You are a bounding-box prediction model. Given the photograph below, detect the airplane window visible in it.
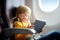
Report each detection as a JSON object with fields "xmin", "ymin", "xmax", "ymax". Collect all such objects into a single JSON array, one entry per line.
[{"xmin": 38, "ymin": 0, "xmax": 59, "ymax": 12}]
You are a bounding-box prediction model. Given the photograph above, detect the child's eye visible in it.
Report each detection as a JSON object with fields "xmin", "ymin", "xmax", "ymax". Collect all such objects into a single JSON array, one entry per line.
[{"xmin": 25, "ymin": 14, "xmax": 29, "ymax": 16}]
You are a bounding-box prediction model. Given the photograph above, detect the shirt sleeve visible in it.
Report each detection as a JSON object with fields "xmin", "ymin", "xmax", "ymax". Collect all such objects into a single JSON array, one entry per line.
[{"xmin": 14, "ymin": 21, "xmax": 22, "ymax": 28}]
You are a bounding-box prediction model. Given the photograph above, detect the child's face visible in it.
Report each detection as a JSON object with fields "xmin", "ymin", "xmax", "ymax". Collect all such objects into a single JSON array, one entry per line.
[{"xmin": 18, "ymin": 12, "xmax": 31, "ymax": 21}]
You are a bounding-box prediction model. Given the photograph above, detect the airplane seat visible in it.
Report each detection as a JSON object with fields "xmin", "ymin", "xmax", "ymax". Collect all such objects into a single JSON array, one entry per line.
[
  {"xmin": 0, "ymin": 7, "xmax": 17, "ymax": 40},
  {"xmin": 0, "ymin": 16, "xmax": 6, "ymax": 40},
  {"xmin": 0, "ymin": 16, "xmax": 3, "ymax": 33},
  {"xmin": 9, "ymin": 7, "xmax": 17, "ymax": 19},
  {"xmin": 9, "ymin": 7, "xmax": 17, "ymax": 28}
]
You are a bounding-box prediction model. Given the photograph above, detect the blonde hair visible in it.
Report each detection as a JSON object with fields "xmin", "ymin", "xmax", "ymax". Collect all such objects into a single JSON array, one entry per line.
[{"xmin": 16, "ymin": 5, "xmax": 31, "ymax": 14}]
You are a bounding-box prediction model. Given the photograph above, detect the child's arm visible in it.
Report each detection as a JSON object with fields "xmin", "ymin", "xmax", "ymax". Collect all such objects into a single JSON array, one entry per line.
[
  {"xmin": 14, "ymin": 21, "xmax": 22, "ymax": 28},
  {"xmin": 27, "ymin": 23, "xmax": 35, "ymax": 29}
]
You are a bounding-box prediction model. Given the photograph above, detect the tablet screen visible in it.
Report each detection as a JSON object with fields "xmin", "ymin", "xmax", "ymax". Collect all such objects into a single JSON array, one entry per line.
[{"xmin": 34, "ymin": 20, "xmax": 46, "ymax": 33}]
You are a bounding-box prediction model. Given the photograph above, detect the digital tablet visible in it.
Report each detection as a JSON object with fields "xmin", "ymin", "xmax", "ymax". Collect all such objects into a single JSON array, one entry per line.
[{"xmin": 34, "ymin": 20, "xmax": 46, "ymax": 33}]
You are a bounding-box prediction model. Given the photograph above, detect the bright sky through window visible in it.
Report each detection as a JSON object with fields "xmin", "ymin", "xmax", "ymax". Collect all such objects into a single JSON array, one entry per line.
[{"xmin": 38, "ymin": 0, "xmax": 59, "ymax": 12}]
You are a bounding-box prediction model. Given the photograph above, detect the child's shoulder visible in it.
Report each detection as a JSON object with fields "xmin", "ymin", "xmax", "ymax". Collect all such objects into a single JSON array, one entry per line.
[
  {"xmin": 14, "ymin": 21, "xmax": 21, "ymax": 24},
  {"xmin": 14, "ymin": 21, "xmax": 22, "ymax": 27}
]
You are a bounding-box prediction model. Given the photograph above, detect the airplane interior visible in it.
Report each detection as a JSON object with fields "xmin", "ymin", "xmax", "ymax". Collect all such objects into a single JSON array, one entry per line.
[{"xmin": 0, "ymin": 0, "xmax": 60, "ymax": 40}]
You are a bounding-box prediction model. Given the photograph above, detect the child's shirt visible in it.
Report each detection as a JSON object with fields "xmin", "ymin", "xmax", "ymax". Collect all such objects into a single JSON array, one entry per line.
[{"xmin": 13, "ymin": 17, "xmax": 32, "ymax": 40}]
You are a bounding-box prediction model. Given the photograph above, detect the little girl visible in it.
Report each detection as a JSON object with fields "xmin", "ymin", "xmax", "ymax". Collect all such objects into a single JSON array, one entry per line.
[{"xmin": 12, "ymin": 5, "xmax": 34, "ymax": 40}]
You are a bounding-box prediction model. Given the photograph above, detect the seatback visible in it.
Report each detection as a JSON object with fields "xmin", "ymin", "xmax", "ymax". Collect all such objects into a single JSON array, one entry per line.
[
  {"xmin": 9, "ymin": 7, "xmax": 17, "ymax": 28},
  {"xmin": 9, "ymin": 7, "xmax": 17, "ymax": 19}
]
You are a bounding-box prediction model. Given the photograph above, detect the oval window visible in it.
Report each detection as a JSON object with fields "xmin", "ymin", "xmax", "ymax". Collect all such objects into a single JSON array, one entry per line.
[{"xmin": 38, "ymin": 0, "xmax": 59, "ymax": 12}]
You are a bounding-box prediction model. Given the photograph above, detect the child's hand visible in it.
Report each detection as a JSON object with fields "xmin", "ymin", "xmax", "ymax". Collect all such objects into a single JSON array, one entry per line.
[{"xmin": 28, "ymin": 24, "xmax": 35, "ymax": 29}]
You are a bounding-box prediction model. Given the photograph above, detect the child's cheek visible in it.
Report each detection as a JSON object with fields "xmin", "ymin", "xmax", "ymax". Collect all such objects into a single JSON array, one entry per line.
[{"xmin": 25, "ymin": 16, "xmax": 29, "ymax": 19}]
